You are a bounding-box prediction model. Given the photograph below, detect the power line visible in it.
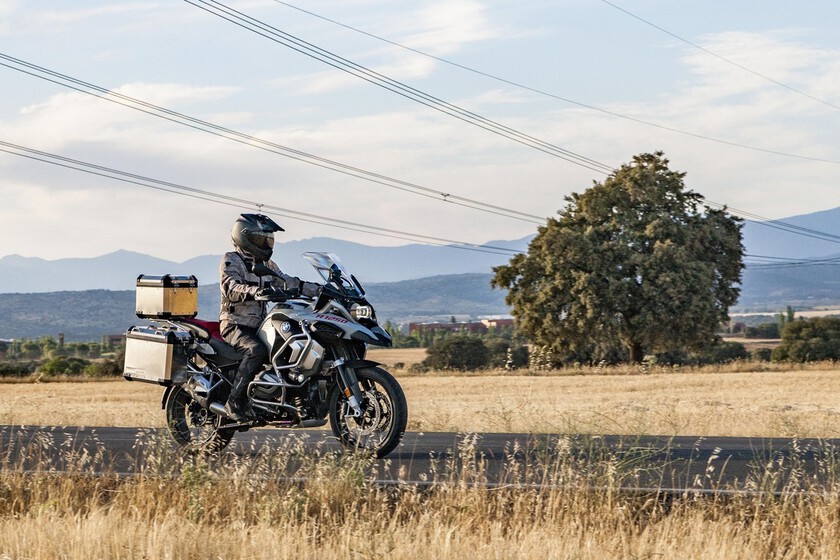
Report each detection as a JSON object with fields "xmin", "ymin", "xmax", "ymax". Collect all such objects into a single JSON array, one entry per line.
[
  {"xmin": 600, "ymin": 0, "xmax": 840, "ymax": 113},
  {"xmin": 185, "ymin": 0, "xmax": 617, "ymax": 175},
  {"xmin": 272, "ymin": 0, "xmax": 840, "ymax": 166},
  {"xmin": 7, "ymin": 47, "xmax": 839, "ymax": 259},
  {"xmin": 704, "ymin": 199, "xmax": 840, "ymax": 245},
  {"xmin": 7, "ymin": 139, "xmax": 840, "ymax": 271},
  {"xmin": 0, "ymin": 140, "xmax": 524, "ymax": 257},
  {"xmin": 745, "ymin": 254, "xmax": 840, "ymax": 270},
  {"xmin": 0, "ymin": 52, "xmax": 546, "ymax": 226}
]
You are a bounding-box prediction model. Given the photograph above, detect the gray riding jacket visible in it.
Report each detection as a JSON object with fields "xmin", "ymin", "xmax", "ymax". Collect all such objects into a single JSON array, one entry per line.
[{"xmin": 219, "ymin": 249, "xmax": 320, "ymax": 329}]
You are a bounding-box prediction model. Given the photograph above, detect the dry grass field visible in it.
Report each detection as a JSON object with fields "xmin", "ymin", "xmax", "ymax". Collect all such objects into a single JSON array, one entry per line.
[
  {"xmin": 1, "ymin": 423, "xmax": 840, "ymax": 559},
  {"xmin": 3, "ymin": 358, "xmax": 840, "ymax": 559},
  {"xmin": 3, "ymin": 358, "xmax": 840, "ymax": 438}
]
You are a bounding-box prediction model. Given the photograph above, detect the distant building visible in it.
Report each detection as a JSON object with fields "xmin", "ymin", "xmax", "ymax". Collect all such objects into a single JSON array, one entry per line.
[
  {"xmin": 480, "ymin": 318, "xmax": 515, "ymax": 332},
  {"xmin": 104, "ymin": 334, "xmax": 125, "ymax": 348},
  {"xmin": 407, "ymin": 317, "xmax": 515, "ymax": 337},
  {"xmin": 408, "ymin": 321, "xmax": 488, "ymax": 337}
]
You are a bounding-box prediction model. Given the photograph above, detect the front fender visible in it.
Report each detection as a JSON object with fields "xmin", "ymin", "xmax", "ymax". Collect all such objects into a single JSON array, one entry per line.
[
  {"xmin": 346, "ymin": 359, "xmax": 381, "ymax": 370},
  {"xmin": 161, "ymin": 386, "xmax": 174, "ymax": 410}
]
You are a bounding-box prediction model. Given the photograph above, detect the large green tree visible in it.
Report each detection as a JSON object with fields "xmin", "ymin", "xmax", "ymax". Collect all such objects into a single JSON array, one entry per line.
[{"xmin": 492, "ymin": 152, "xmax": 744, "ymax": 363}]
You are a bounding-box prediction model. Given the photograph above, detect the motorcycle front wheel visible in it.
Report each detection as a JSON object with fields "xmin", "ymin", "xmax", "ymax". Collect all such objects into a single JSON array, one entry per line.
[
  {"xmin": 328, "ymin": 366, "xmax": 407, "ymax": 458},
  {"xmin": 164, "ymin": 386, "xmax": 234, "ymax": 454}
]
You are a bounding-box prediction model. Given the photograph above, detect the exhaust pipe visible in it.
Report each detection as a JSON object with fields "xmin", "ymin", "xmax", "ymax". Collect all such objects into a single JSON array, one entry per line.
[{"xmin": 209, "ymin": 401, "xmax": 228, "ymax": 417}]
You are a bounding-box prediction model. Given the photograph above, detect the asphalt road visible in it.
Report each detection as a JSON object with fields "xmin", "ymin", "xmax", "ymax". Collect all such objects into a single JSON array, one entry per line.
[{"xmin": 2, "ymin": 425, "xmax": 838, "ymax": 494}]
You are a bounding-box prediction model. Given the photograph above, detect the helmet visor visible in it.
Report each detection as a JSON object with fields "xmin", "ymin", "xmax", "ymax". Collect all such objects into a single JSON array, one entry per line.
[{"xmin": 248, "ymin": 231, "xmax": 275, "ymax": 250}]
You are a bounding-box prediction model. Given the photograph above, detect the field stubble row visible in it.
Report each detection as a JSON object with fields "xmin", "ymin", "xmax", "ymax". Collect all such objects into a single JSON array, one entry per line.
[{"xmin": 2, "ymin": 348, "xmax": 839, "ymax": 438}]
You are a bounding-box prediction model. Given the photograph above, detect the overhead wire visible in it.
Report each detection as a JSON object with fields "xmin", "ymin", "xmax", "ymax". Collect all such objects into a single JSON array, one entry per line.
[
  {"xmin": 4, "ymin": 20, "xmax": 839, "ymax": 266},
  {"xmin": 184, "ymin": 0, "xmax": 616, "ymax": 175},
  {"xmin": 13, "ymin": 135, "xmax": 840, "ymax": 271},
  {"xmin": 704, "ymin": 199, "xmax": 840, "ymax": 245},
  {"xmin": 0, "ymin": 52, "xmax": 546, "ymax": 226},
  {"xmin": 182, "ymin": 1, "xmax": 840, "ymax": 253},
  {"xmin": 600, "ymin": 0, "xmax": 840, "ymax": 113},
  {"xmin": 0, "ymin": 140, "xmax": 523, "ymax": 257},
  {"xmin": 7, "ymin": 52, "xmax": 834, "ymax": 245},
  {"xmin": 272, "ymin": 0, "xmax": 840, "ymax": 166},
  {"xmin": 4, "ymin": 137, "xmax": 838, "ymax": 270},
  {"xmin": 745, "ymin": 254, "xmax": 840, "ymax": 271}
]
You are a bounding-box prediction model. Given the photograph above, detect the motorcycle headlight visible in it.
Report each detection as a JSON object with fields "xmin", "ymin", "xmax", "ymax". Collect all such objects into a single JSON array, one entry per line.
[{"xmin": 350, "ymin": 304, "xmax": 373, "ymax": 320}]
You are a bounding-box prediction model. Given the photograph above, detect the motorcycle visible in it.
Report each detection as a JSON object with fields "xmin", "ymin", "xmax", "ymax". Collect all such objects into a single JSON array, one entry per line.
[{"xmin": 124, "ymin": 252, "xmax": 407, "ymax": 458}]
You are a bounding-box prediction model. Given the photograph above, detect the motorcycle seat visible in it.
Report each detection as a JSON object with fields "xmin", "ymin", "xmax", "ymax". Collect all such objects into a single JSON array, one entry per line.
[
  {"xmin": 208, "ymin": 337, "xmax": 244, "ymax": 363},
  {"xmin": 179, "ymin": 318, "xmax": 243, "ymax": 363},
  {"xmin": 180, "ymin": 318, "xmax": 222, "ymax": 341}
]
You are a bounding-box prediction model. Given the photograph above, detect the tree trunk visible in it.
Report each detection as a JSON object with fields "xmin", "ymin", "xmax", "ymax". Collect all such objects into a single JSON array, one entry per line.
[{"xmin": 628, "ymin": 341, "xmax": 645, "ymax": 363}]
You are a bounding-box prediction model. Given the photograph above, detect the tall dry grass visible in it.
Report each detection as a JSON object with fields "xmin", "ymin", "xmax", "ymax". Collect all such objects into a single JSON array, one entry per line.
[
  {"xmin": 2, "ymin": 430, "xmax": 840, "ymax": 559},
  {"xmin": 4, "ymin": 365, "xmax": 840, "ymax": 438}
]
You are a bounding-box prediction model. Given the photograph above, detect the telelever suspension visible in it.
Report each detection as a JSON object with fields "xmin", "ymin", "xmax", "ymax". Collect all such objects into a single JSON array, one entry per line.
[{"xmin": 334, "ymin": 358, "xmax": 364, "ymax": 417}]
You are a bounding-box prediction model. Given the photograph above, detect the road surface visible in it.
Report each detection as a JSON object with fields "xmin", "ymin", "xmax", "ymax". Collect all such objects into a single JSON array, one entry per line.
[{"xmin": 2, "ymin": 425, "xmax": 837, "ymax": 494}]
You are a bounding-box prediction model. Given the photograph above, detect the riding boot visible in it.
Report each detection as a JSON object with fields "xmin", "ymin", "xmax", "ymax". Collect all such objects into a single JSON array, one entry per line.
[{"xmin": 224, "ymin": 375, "xmax": 250, "ymax": 422}]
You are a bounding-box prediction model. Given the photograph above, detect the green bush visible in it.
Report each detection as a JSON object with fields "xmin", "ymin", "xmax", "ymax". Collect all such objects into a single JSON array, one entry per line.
[
  {"xmin": 0, "ymin": 361, "xmax": 37, "ymax": 377},
  {"xmin": 83, "ymin": 359, "xmax": 123, "ymax": 377},
  {"xmin": 483, "ymin": 338, "xmax": 529, "ymax": 369},
  {"xmin": 38, "ymin": 356, "xmax": 89, "ymax": 376},
  {"xmin": 696, "ymin": 341, "xmax": 749, "ymax": 364},
  {"xmin": 751, "ymin": 347, "xmax": 773, "ymax": 362},
  {"xmin": 653, "ymin": 342, "xmax": 748, "ymax": 366},
  {"xmin": 773, "ymin": 318, "xmax": 840, "ymax": 362},
  {"xmin": 423, "ymin": 335, "xmax": 489, "ymax": 371},
  {"xmin": 744, "ymin": 323, "xmax": 780, "ymax": 339}
]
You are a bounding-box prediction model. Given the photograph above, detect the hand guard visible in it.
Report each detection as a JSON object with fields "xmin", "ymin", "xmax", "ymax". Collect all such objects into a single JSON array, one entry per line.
[{"xmin": 254, "ymin": 286, "xmax": 283, "ymax": 300}]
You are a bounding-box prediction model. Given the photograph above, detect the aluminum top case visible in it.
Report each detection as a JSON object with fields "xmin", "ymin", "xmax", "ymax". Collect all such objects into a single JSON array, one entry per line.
[
  {"xmin": 123, "ymin": 325, "xmax": 192, "ymax": 385},
  {"xmin": 135, "ymin": 274, "xmax": 198, "ymax": 319}
]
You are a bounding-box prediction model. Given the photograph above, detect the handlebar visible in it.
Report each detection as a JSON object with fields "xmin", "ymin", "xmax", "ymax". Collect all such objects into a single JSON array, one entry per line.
[{"xmin": 254, "ymin": 288, "xmax": 299, "ymax": 302}]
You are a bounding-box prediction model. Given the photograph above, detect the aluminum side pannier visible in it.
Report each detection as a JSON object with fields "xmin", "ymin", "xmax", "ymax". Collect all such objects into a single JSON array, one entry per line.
[{"xmin": 123, "ymin": 325, "xmax": 192, "ymax": 385}]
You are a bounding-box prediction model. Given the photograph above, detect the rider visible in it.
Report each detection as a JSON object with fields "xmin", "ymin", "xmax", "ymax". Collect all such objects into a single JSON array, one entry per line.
[{"xmin": 219, "ymin": 213, "xmax": 321, "ymax": 422}]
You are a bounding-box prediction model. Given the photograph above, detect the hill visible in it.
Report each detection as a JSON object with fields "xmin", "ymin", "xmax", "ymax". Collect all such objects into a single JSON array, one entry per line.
[
  {"xmin": 5, "ymin": 205, "xmax": 840, "ymax": 326},
  {"xmin": 0, "ymin": 274, "xmax": 508, "ymax": 342},
  {"xmin": 0, "ymin": 237, "xmax": 532, "ymax": 293},
  {"xmin": 742, "ymin": 206, "xmax": 840, "ymax": 259}
]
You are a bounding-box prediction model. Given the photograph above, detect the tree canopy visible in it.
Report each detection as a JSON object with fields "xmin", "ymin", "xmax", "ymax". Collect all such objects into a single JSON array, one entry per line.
[{"xmin": 492, "ymin": 152, "xmax": 744, "ymax": 363}]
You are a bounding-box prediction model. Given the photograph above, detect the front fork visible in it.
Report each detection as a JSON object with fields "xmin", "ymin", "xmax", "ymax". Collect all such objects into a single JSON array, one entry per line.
[{"xmin": 334, "ymin": 358, "xmax": 364, "ymax": 417}]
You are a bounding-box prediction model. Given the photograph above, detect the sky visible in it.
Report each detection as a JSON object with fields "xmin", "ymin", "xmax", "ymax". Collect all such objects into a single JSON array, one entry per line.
[{"xmin": 1, "ymin": 0, "xmax": 838, "ymax": 263}]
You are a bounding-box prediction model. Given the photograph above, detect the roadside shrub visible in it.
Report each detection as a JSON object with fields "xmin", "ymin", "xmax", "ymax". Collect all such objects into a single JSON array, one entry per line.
[
  {"xmin": 653, "ymin": 348, "xmax": 690, "ymax": 366},
  {"xmin": 83, "ymin": 359, "xmax": 123, "ymax": 377},
  {"xmin": 653, "ymin": 342, "xmax": 748, "ymax": 366},
  {"xmin": 744, "ymin": 322, "xmax": 780, "ymax": 339},
  {"xmin": 38, "ymin": 356, "xmax": 89, "ymax": 376},
  {"xmin": 0, "ymin": 361, "xmax": 37, "ymax": 378},
  {"xmin": 773, "ymin": 317, "xmax": 840, "ymax": 362},
  {"xmin": 423, "ymin": 335, "xmax": 489, "ymax": 371},
  {"xmin": 696, "ymin": 341, "xmax": 749, "ymax": 364},
  {"xmin": 408, "ymin": 362, "xmax": 430, "ymax": 374},
  {"xmin": 484, "ymin": 338, "xmax": 530, "ymax": 369},
  {"xmin": 751, "ymin": 347, "xmax": 773, "ymax": 362}
]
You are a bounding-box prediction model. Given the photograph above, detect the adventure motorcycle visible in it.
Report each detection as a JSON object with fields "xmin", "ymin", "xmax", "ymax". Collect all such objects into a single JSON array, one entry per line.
[{"xmin": 124, "ymin": 252, "xmax": 407, "ymax": 458}]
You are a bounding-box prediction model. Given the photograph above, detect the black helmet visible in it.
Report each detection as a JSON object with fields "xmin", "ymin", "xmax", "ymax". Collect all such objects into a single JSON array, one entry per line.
[{"xmin": 231, "ymin": 213, "xmax": 284, "ymax": 261}]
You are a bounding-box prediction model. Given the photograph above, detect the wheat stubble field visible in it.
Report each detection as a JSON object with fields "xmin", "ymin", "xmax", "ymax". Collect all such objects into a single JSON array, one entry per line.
[
  {"xmin": 3, "ymin": 349, "xmax": 840, "ymax": 438},
  {"xmin": 2, "ymin": 350, "xmax": 840, "ymax": 559}
]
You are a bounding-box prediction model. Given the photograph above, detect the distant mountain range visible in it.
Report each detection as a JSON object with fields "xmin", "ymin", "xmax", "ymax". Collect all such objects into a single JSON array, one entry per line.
[
  {"xmin": 4, "ymin": 205, "xmax": 840, "ymax": 340},
  {"xmin": 741, "ymin": 206, "xmax": 840, "ymax": 260},
  {"xmin": 0, "ymin": 236, "xmax": 532, "ymax": 293}
]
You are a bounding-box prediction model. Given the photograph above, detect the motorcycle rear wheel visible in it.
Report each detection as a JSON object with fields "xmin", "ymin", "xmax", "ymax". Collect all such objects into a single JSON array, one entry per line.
[
  {"xmin": 164, "ymin": 386, "xmax": 234, "ymax": 454},
  {"xmin": 328, "ymin": 366, "xmax": 407, "ymax": 458}
]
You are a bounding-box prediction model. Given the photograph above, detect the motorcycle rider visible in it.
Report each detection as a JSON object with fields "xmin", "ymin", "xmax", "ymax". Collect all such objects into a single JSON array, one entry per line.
[{"xmin": 220, "ymin": 213, "xmax": 321, "ymax": 422}]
